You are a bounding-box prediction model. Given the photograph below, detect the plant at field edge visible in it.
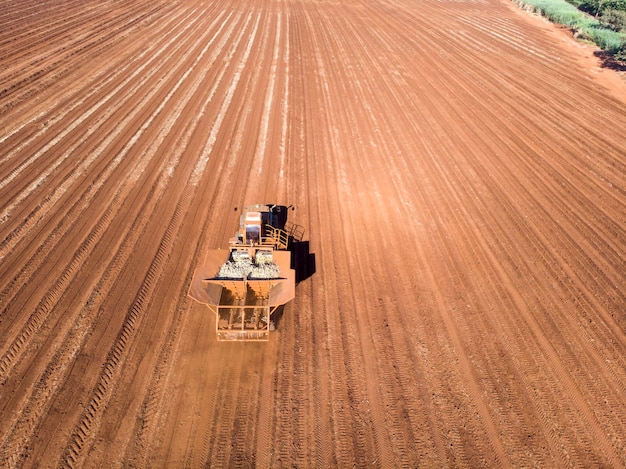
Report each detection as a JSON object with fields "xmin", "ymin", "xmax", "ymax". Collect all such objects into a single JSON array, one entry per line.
[{"xmin": 514, "ymin": 0, "xmax": 626, "ymax": 58}]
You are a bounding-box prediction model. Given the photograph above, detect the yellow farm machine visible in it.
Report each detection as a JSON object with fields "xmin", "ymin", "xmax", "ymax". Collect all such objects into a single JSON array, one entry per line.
[{"xmin": 189, "ymin": 204, "xmax": 311, "ymax": 341}]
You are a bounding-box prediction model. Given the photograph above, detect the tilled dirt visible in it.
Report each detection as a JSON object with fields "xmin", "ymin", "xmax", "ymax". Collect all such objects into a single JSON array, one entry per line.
[{"xmin": 1, "ymin": 0, "xmax": 626, "ymax": 467}]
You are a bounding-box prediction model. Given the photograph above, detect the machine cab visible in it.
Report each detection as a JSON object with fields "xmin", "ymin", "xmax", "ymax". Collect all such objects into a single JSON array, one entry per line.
[
  {"xmin": 244, "ymin": 210, "xmax": 262, "ymax": 244},
  {"xmin": 233, "ymin": 204, "xmax": 292, "ymax": 247}
]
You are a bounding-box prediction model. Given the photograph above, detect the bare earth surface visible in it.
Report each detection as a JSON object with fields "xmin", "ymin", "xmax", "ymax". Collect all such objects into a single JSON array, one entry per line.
[{"xmin": 1, "ymin": 0, "xmax": 626, "ymax": 467}]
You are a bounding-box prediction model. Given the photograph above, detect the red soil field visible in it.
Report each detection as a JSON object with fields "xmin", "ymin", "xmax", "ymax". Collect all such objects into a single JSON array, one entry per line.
[{"xmin": 1, "ymin": 0, "xmax": 625, "ymax": 467}]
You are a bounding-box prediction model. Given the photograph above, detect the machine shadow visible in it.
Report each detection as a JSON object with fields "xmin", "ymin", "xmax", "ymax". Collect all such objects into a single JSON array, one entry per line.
[
  {"xmin": 271, "ymin": 304, "xmax": 286, "ymax": 330},
  {"xmin": 290, "ymin": 238, "xmax": 316, "ymax": 284},
  {"xmin": 270, "ymin": 238, "xmax": 316, "ymax": 330}
]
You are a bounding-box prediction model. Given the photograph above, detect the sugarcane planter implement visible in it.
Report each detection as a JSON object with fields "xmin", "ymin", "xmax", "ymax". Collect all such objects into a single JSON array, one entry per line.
[{"xmin": 189, "ymin": 204, "xmax": 305, "ymax": 341}]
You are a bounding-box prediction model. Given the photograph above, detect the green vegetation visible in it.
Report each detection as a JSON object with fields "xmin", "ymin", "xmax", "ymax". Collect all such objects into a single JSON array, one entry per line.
[{"xmin": 515, "ymin": 0, "xmax": 626, "ymax": 59}]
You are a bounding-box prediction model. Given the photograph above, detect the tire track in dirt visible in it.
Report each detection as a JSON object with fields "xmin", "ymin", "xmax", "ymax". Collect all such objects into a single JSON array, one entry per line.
[
  {"xmin": 360, "ymin": 4, "xmax": 626, "ymax": 463},
  {"xmin": 0, "ymin": 4, "xmax": 192, "ymax": 208},
  {"xmin": 173, "ymin": 10, "xmax": 286, "ymax": 467},
  {"xmin": 250, "ymin": 11, "xmax": 294, "ymax": 467},
  {"xmin": 400, "ymin": 4, "xmax": 621, "ymax": 322},
  {"xmin": 444, "ymin": 137, "xmax": 626, "ymax": 465},
  {"xmin": 0, "ymin": 8, "xmax": 218, "ymax": 381},
  {"xmin": 228, "ymin": 349, "xmax": 264, "ymax": 467},
  {"xmin": 158, "ymin": 10, "xmax": 260, "ymax": 465},
  {"xmin": 165, "ymin": 135, "xmax": 278, "ymax": 468},
  {"xmin": 178, "ymin": 150, "xmax": 263, "ymax": 467},
  {"xmin": 454, "ymin": 187, "xmax": 624, "ymax": 464},
  {"xmin": 0, "ymin": 179, "xmax": 165, "ymax": 467},
  {"xmin": 295, "ymin": 8, "xmax": 372, "ymax": 467},
  {"xmin": 0, "ymin": 11, "xmax": 236, "ymax": 463},
  {"xmin": 327, "ymin": 33, "xmax": 455, "ymax": 460},
  {"xmin": 60, "ymin": 182, "xmax": 192, "ymax": 468},
  {"xmin": 0, "ymin": 0, "xmax": 190, "ymax": 406},
  {"xmin": 0, "ymin": 6, "xmax": 200, "ymax": 304},
  {"xmin": 448, "ymin": 158, "xmax": 619, "ymax": 464},
  {"xmin": 308, "ymin": 2, "xmax": 502, "ymax": 464},
  {"xmin": 355, "ymin": 16, "xmax": 474, "ymax": 465},
  {"xmin": 0, "ymin": 4, "xmax": 183, "ymax": 159},
  {"xmin": 261, "ymin": 134, "xmax": 315, "ymax": 469},
  {"xmin": 419, "ymin": 18, "xmax": 626, "ymax": 365},
  {"xmin": 280, "ymin": 7, "xmax": 335, "ymax": 467},
  {"xmin": 303, "ymin": 8, "xmax": 404, "ymax": 466},
  {"xmin": 315, "ymin": 10, "xmax": 424, "ymax": 467},
  {"xmin": 322, "ymin": 4, "xmax": 528, "ymax": 464},
  {"xmin": 412, "ymin": 146, "xmax": 563, "ymax": 466},
  {"xmin": 458, "ymin": 105, "xmax": 626, "ymax": 327},
  {"xmin": 83, "ymin": 152, "xmax": 243, "ymax": 467},
  {"xmin": 204, "ymin": 16, "xmax": 281, "ymax": 467},
  {"xmin": 424, "ymin": 78, "xmax": 596, "ymax": 468},
  {"xmin": 323, "ymin": 9, "xmax": 460, "ymax": 465},
  {"xmin": 0, "ymin": 7, "xmax": 195, "ymax": 247},
  {"xmin": 107, "ymin": 10, "xmax": 254, "ymax": 465},
  {"xmin": 0, "ymin": 1, "xmax": 168, "ymax": 115},
  {"xmin": 258, "ymin": 11, "xmax": 323, "ymax": 466},
  {"xmin": 0, "ymin": 1, "xmax": 137, "ymax": 81},
  {"xmin": 394, "ymin": 13, "xmax": 620, "ymax": 460},
  {"xmin": 204, "ymin": 349, "xmax": 244, "ymax": 467},
  {"xmin": 83, "ymin": 10, "xmax": 266, "ymax": 464},
  {"xmin": 123, "ymin": 89, "xmax": 256, "ymax": 469},
  {"xmin": 399, "ymin": 121, "xmax": 562, "ymax": 465}
]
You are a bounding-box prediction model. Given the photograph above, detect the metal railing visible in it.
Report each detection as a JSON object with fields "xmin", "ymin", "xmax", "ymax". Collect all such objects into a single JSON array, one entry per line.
[
  {"xmin": 263, "ymin": 225, "xmax": 289, "ymax": 249},
  {"xmin": 285, "ymin": 221, "xmax": 305, "ymax": 242}
]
